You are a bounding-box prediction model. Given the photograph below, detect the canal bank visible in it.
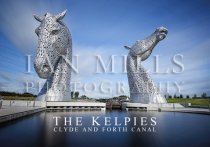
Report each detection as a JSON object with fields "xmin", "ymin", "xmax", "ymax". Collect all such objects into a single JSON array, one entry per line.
[
  {"xmin": 0, "ymin": 100, "xmax": 46, "ymax": 123},
  {"xmin": 0, "ymin": 106, "xmax": 46, "ymax": 123},
  {"xmin": 0, "ymin": 100, "xmax": 106, "ymax": 123},
  {"xmin": 1, "ymin": 100, "xmax": 210, "ymax": 124}
]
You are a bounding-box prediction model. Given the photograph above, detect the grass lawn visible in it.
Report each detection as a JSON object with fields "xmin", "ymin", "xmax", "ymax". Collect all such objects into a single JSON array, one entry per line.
[
  {"xmin": 2, "ymin": 96, "xmax": 35, "ymax": 101},
  {"xmin": 167, "ymin": 98, "xmax": 210, "ymax": 106}
]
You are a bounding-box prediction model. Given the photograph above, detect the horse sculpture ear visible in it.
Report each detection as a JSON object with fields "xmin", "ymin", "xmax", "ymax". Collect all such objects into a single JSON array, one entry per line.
[
  {"xmin": 55, "ymin": 10, "xmax": 67, "ymax": 21},
  {"xmin": 124, "ymin": 46, "xmax": 131, "ymax": 50},
  {"xmin": 34, "ymin": 14, "xmax": 43, "ymax": 22}
]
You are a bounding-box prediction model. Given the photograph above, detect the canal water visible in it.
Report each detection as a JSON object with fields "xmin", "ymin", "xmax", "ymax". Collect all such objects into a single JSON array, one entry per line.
[{"xmin": 0, "ymin": 111, "xmax": 210, "ymax": 147}]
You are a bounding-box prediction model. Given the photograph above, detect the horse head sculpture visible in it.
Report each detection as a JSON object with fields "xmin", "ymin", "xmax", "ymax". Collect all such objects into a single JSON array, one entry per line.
[
  {"xmin": 125, "ymin": 27, "xmax": 168, "ymax": 103},
  {"xmin": 34, "ymin": 10, "xmax": 72, "ymax": 101}
]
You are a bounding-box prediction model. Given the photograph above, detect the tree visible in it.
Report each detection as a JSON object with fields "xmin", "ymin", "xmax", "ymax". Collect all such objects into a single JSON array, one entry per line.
[
  {"xmin": 186, "ymin": 95, "xmax": 190, "ymax": 99},
  {"xmin": 193, "ymin": 94, "xmax": 197, "ymax": 99},
  {"xmin": 168, "ymin": 95, "xmax": 172, "ymax": 99},
  {"xmin": 119, "ymin": 95, "xmax": 127, "ymax": 98},
  {"xmin": 180, "ymin": 94, "xmax": 183, "ymax": 98},
  {"xmin": 71, "ymin": 92, "xmax": 74, "ymax": 98},
  {"xmin": 75, "ymin": 91, "xmax": 79, "ymax": 98},
  {"xmin": 174, "ymin": 94, "xmax": 177, "ymax": 98},
  {"xmin": 80, "ymin": 95, "xmax": 88, "ymax": 99},
  {"xmin": 201, "ymin": 93, "xmax": 207, "ymax": 98},
  {"xmin": 118, "ymin": 95, "xmax": 128, "ymax": 100}
]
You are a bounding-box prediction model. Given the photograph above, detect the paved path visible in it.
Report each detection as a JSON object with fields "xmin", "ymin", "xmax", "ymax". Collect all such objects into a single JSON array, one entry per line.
[
  {"xmin": 162, "ymin": 108, "xmax": 210, "ymax": 115},
  {"xmin": 0, "ymin": 106, "xmax": 45, "ymax": 123},
  {"xmin": 0, "ymin": 106, "xmax": 45, "ymax": 117}
]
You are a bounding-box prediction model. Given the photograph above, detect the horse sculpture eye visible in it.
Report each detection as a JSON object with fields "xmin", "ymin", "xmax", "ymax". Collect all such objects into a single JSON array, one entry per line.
[{"xmin": 51, "ymin": 29, "xmax": 59, "ymax": 35}]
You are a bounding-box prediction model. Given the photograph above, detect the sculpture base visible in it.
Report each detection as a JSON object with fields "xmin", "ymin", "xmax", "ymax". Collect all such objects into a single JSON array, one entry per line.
[
  {"xmin": 130, "ymin": 93, "xmax": 167, "ymax": 103},
  {"xmin": 46, "ymin": 101, "xmax": 106, "ymax": 111}
]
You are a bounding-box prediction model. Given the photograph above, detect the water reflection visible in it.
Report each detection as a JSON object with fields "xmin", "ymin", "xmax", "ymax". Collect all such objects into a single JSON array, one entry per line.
[{"xmin": 0, "ymin": 111, "xmax": 210, "ymax": 147}]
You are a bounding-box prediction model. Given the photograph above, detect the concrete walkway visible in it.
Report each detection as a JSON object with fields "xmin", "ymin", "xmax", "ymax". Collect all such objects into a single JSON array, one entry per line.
[
  {"xmin": 0, "ymin": 100, "xmax": 106, "ymax": 123},
  {"xmin": 0, "ymin": 106, "xmax": 45, "ymax": 123},
  {"xmin": 161, "ymin": 108, "xmax": 210, "ymax": 115}
]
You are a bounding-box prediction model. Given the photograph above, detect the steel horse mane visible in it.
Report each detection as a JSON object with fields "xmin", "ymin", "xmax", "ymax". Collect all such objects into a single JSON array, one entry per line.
[
  {"xmin": 125, "ymin": 27, "xmax": 168, "ymax": 103},
  {"xmin": 34, "ymin": 10, "xmax": 72, "ymax": 101}
]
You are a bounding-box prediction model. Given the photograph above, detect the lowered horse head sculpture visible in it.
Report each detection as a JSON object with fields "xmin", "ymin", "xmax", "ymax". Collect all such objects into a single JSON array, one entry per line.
[
  {"xmin": 125, "ymin": 26, "xmax": 168, "ymax": 103},
  {"xmin": 34, "ymin": 10, "xmax": 72, "ymax": 101}
]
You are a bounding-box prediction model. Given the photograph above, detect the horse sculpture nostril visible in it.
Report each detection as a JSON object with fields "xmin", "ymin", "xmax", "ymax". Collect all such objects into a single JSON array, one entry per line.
[
  {"xmin": 42, "ymin": 64, "xmax": 48, "ymax": 68},
  {"xmin": 42, "ymin": 64, "xmax": 49, "ymax": 71},
  {"xmin": 155, "ymin": 26, "xmax": 168, "ymax": 35},
  {"xmin": 164, "ymin": 29, "xmax": 168, "ymax": 34}
]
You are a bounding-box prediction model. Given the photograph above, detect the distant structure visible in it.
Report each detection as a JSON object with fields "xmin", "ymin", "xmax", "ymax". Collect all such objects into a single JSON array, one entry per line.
[
  {"xmin": 125, "ymin": 27, "xmax": 168, "ymax": 103},
  {"xmin": 34, "ymin": 10, "xmax": 72, "ymax": 101}
]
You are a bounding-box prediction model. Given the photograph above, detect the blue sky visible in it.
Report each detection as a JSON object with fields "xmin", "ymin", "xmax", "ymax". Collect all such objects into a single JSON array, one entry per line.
[{"xmin": 0, "ymin": 0, "xmax": 210, "ymax": 98}]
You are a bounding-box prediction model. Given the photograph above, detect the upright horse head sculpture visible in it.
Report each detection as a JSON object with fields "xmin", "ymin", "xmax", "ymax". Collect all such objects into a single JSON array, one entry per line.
[
  {"xmin": 34, "ymin": 10, "xmax": 72, "ymax": 101},
  {"xmin": 125, "ymin": 27, "xmax": 168, "ymax": 103}
]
